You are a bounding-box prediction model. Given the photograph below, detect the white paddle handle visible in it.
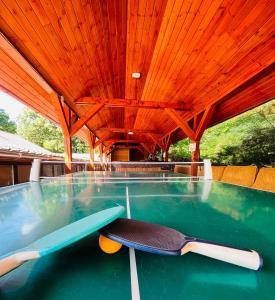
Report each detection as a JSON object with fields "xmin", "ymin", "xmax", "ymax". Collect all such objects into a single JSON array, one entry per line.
[
  {"xmin": 0, "ymin": 251, "xmax": 39, "ymax": 277},
  {"xmin": 181, "ymin": 242, "xmax": 262, "ymax": 270}
]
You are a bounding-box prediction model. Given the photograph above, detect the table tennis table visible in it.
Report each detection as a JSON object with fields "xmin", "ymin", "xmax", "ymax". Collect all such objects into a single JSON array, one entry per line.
[{"xmin": 0, "ymin": 171, "xmax": 274, "ymax": 300}]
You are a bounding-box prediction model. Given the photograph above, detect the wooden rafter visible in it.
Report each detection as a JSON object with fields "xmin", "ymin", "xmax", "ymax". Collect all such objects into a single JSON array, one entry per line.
[
  {"xmin": 0, "ymin": 2, "xmax": 274, "ymax": 154},
  {"xmin": 149, "ymin": 134, "xmax": 165, "ymax": 150},
  {"xmin": 94, "ymin": 133, "xmax": 111, "ymax": 149},
  {"xmin": 163, "ymin": 133, "xmax": 171, "ymax": 151},
  {"xmin": 61, "ymin": 96, "xmax": 71, "ymax": 129},
  {"xmin": 0, "ymin": 32, "xmax": 53, "ymax": 93},
  {"xmin": 75, "ymin": 97, "xmax": 191, "ymax": 110},
  {"xmin": 194, "ymin": 105, "xmax": 215, "ymax": 141},
  {"xmin": 103, "ymin": 142, "xmax": 115, "ymax": 154},
  {"xmin": 0, "ymin": 33, "xmax": 104, "ymax": 147},
  {"xmin": 141, "ymin": 143, "xmax": 153, "ymax": 155},
  {"xmin": 70, "ymin": 102, "xmax": 105, "ymax": 136},
  {"xmin": 105, "ymin": 139, "xmax": 152, "ymax": 144},
  {"xmin": 160, "ymin": 126, "xmax": 180, "ymax": 142},
  {"xmin": 164, "ymin": 109, "xmax": 195, "ymax": 141},
  {"xmin": 50, "ymin": 93, "xmax": 70, "ymax": 136},
  {"xmin": 97, "ymin": 127, "xmax": 160, "ymax": 134},
  {"xmin": 115, "ymin": 145, "xmax": 143, "ymax": 149}
]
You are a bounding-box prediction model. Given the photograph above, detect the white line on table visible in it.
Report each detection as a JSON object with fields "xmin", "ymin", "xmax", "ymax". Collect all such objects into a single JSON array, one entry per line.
[{"xmin": 126, "ymin": 186, "xmax": 141, "ymax": 300}]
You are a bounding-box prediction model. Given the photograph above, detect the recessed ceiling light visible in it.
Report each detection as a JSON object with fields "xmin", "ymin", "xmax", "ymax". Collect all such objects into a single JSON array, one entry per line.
[
  {"xmin": 128, "ymin": 131, "xmax": 134, "ymax": 135},
  {"xmin": 132, "ymin": 72, "xmax": 141, "ymax": 79}
]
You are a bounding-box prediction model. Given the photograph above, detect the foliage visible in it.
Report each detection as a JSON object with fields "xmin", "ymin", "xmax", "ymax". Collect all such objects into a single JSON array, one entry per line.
[
  {"xmin": 17, "ymin": 109, "xmax": 88, "ymax": 153},
  {"xmin": 169, "ymin": 139, "xmax": 191, "ymax": 161},
  {"xmin": 72, "ymin": 136, "xmax": 89, "ymax": 153},
  {"xmin": 214, "ymin": 127, "xmax": 275, "ymax": 166},
  {"xmin": 169, "ymin": 100, "xmax": 275, "ymax": 165},
  {"xmin": 0, "ymin": 109, "xmax": 17, "ymax": 133}
]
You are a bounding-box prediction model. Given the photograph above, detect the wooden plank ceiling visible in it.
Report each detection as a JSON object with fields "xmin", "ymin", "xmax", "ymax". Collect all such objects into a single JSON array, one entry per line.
[{"xmin": 0, "ymin": 0, "xmax": 274, "ymax": 151}]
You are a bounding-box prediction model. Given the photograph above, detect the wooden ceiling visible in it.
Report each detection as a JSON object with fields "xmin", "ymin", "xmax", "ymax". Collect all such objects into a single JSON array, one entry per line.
[{"xmin": 0, "ymin": 0, "xmax": 274, "ymax": 151}]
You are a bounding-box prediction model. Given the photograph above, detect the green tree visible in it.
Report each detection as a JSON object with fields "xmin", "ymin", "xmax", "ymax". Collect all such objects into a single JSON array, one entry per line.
[
  {"xmin": 169, "ymin": 139, "xmax": 191, "ymax": 161},
  {"xmin": 0, "ymin": 110, "xmax": 16, "ymax": 133},
  {"xmin": 168, "ymin": 100, "xmax": 275, "ymax": 165},
  {"xmin": 72, "ymin": 136, "xmax": 89, "ymax": 153},
  {"xmin": 17, "ymin": 109, "xmax": 88, "ymax": 153},
  {"xmin": 215, "ymin": 127, "xmax": 275, "ymax": 166}
]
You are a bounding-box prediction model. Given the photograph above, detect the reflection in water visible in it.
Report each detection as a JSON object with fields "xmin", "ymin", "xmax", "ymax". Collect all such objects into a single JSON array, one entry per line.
[
  {"xmin": 205, "ymin": 182, "xmax": 275, "ymax": 241},
  {"xmin": 201, "ymin": 181, "xmax": 212, "ymax": 201},
  {"xmin": 0, "ymin": 181, "xmax": 74, "ymax": 257},
  {"xmin": 0, "ymin": 175, "xmax": 274, "ymax": 299},
  {"xmin": 191, "ymin": 271, "xmax": 257, "ymax": 288}
]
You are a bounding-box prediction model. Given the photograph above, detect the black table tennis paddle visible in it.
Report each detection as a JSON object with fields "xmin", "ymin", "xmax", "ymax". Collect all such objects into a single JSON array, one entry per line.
[{"xmin": 100, "ymin": 218, "xmax": 262, "ymax": 270}]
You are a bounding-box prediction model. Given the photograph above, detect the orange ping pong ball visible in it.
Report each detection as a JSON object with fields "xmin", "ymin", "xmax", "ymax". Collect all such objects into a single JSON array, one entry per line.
[{"xmin": 99, "ymin": 235, "xmax": 122, "ymax": 254}]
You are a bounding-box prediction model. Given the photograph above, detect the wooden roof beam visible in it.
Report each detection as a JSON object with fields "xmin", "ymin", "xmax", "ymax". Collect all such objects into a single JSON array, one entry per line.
[
  {"xmin": 50, "ymin": 94, "xmax": 70, "ymax": 136},
  {"xmin": 164, "ymin": 109, "xmax": 196, "ymax": 141},
  {"xmin": 0, "ymin": 33, "xmax": 104, "ymax": 146},
  {"xmin": 194, "ymin": 104, "xmax": 215, "ymax": 141},
  {"xmin": 141, "ymin": 143, "xmax": 153, "ymax": 155},
  {"xmin": 160, "ymin": 126, "xmax": 180, "ymax": 142},
  {"xmin": 103, "ymin": 142, "xmax": 115, "ymax": 154},
  {"xmin": 105, "ymin": 139, "xmax": 153, "ymax": 144},
  {"xmin": 115, "ymin": 145, "xmax": 143, "ymax": 149},
  {"xmin": 0, "ymin": 32, "xmax": 53, "ymax": 93},
  {"xmin": 96, "ymin": 127, "xmax": 161, "ymax": 134},
  {"xmin": 149, "ymin": 134, "xmax": 165, "ymax": 150},
  {"xmin": 70, "ymin": 102, "xmax": 105, "ymax": 136},
  {"xmin": 75, "ymin": 97, "xmax": 191, "ymax": 110},
  {"xmin": 163, "ymin": 133, "xmax": 172, "ymax": 151},
  {"xmin": 94, "ymin": 133, "xmax": 111, "ymax": 148}
]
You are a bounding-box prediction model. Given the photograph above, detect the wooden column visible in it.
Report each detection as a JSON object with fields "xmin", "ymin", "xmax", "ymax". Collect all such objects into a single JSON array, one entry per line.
[
  {"xmin": 64, "ymin": 133, "xmax": 72, "ymax": 174},
  {"xmin": 89, "ymin": 146, "xmax": 94, "ymax": 169},
  {"xmin": 99, "ymin": 144, "xmax": 103, "ymax": 162},
  {"xmin": 144, "ymin": 151, "xmax": 150, "ymax": 160},
  {"xmin": 160, "ymin": 150, "xmax": 164, "ymax": 161},
  {"xmin": 87, "ymin": 133, "xmax": 95, "ymax": 170},
  {"xmin": 164, "ymin": 149, "xmax": 169, "ymax": 162},
  {"xmin": 190, "ymin": 105, "xmax": 214, "ymax": 176},
  {"xmin": 191, "ymin": 141, "xmax": 200, "ymax": 176},
  {"xmin": 50, "ymin": 94, "xmax": 72, "ymax": 174}
]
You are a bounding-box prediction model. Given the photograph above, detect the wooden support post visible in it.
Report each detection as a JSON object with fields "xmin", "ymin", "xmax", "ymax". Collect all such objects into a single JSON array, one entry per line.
[
  {"xmin": 87, "ymin": 132, "xmax": 95, "ymax": 170},
  {"xmin": 164, "ymin": 149, "xmax": 169, "ymax": 162},
  {"xmin": 160, "ymin": 150, "xmax": 164, "ymax": 161},
  {"xmin": 163, "ymin": 134, "xmax": 171, "ymax": 162},
  {"xmin": 191, "ymin": 141, "xmax": 200, "ymax": 176},
  {"xmin": 51, "ymin": 93, "xmax": 72, "ymax": 173},
  {"xmin": 89, "ymin": 147, "xmax": 94, "ymax": 170},
  {"xmin": 99, "ymin": 144, "xmax": 103, "ymax": 162},
  {"xmin": 64, "ymin": 133, "xmax": 72, "ymax": 174},
  {"xmin": 151, "ymin": 144, "xmax": 157, "ymax": 160}
]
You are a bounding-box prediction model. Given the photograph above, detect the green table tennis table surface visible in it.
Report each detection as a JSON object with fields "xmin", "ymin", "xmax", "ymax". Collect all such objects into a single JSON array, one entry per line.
[{"xmin": 0, "ymin": 171, "xmax": 275, "ymax": 300}]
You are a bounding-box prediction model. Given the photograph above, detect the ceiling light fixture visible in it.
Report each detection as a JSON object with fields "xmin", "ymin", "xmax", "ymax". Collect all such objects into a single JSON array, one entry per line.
[
  {"xmin": 128, "ymin": 131, "xmax": 134, "ymax": 135},
  {"xmin": 132, "ymin": 72, "xmax": 141, "ymax": 79}
]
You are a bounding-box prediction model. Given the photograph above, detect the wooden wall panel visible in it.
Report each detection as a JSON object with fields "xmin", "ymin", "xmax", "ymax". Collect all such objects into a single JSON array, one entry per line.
[{"xmin": 111, "ymin": 148, "xmax": 129, "ymax": 162}]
